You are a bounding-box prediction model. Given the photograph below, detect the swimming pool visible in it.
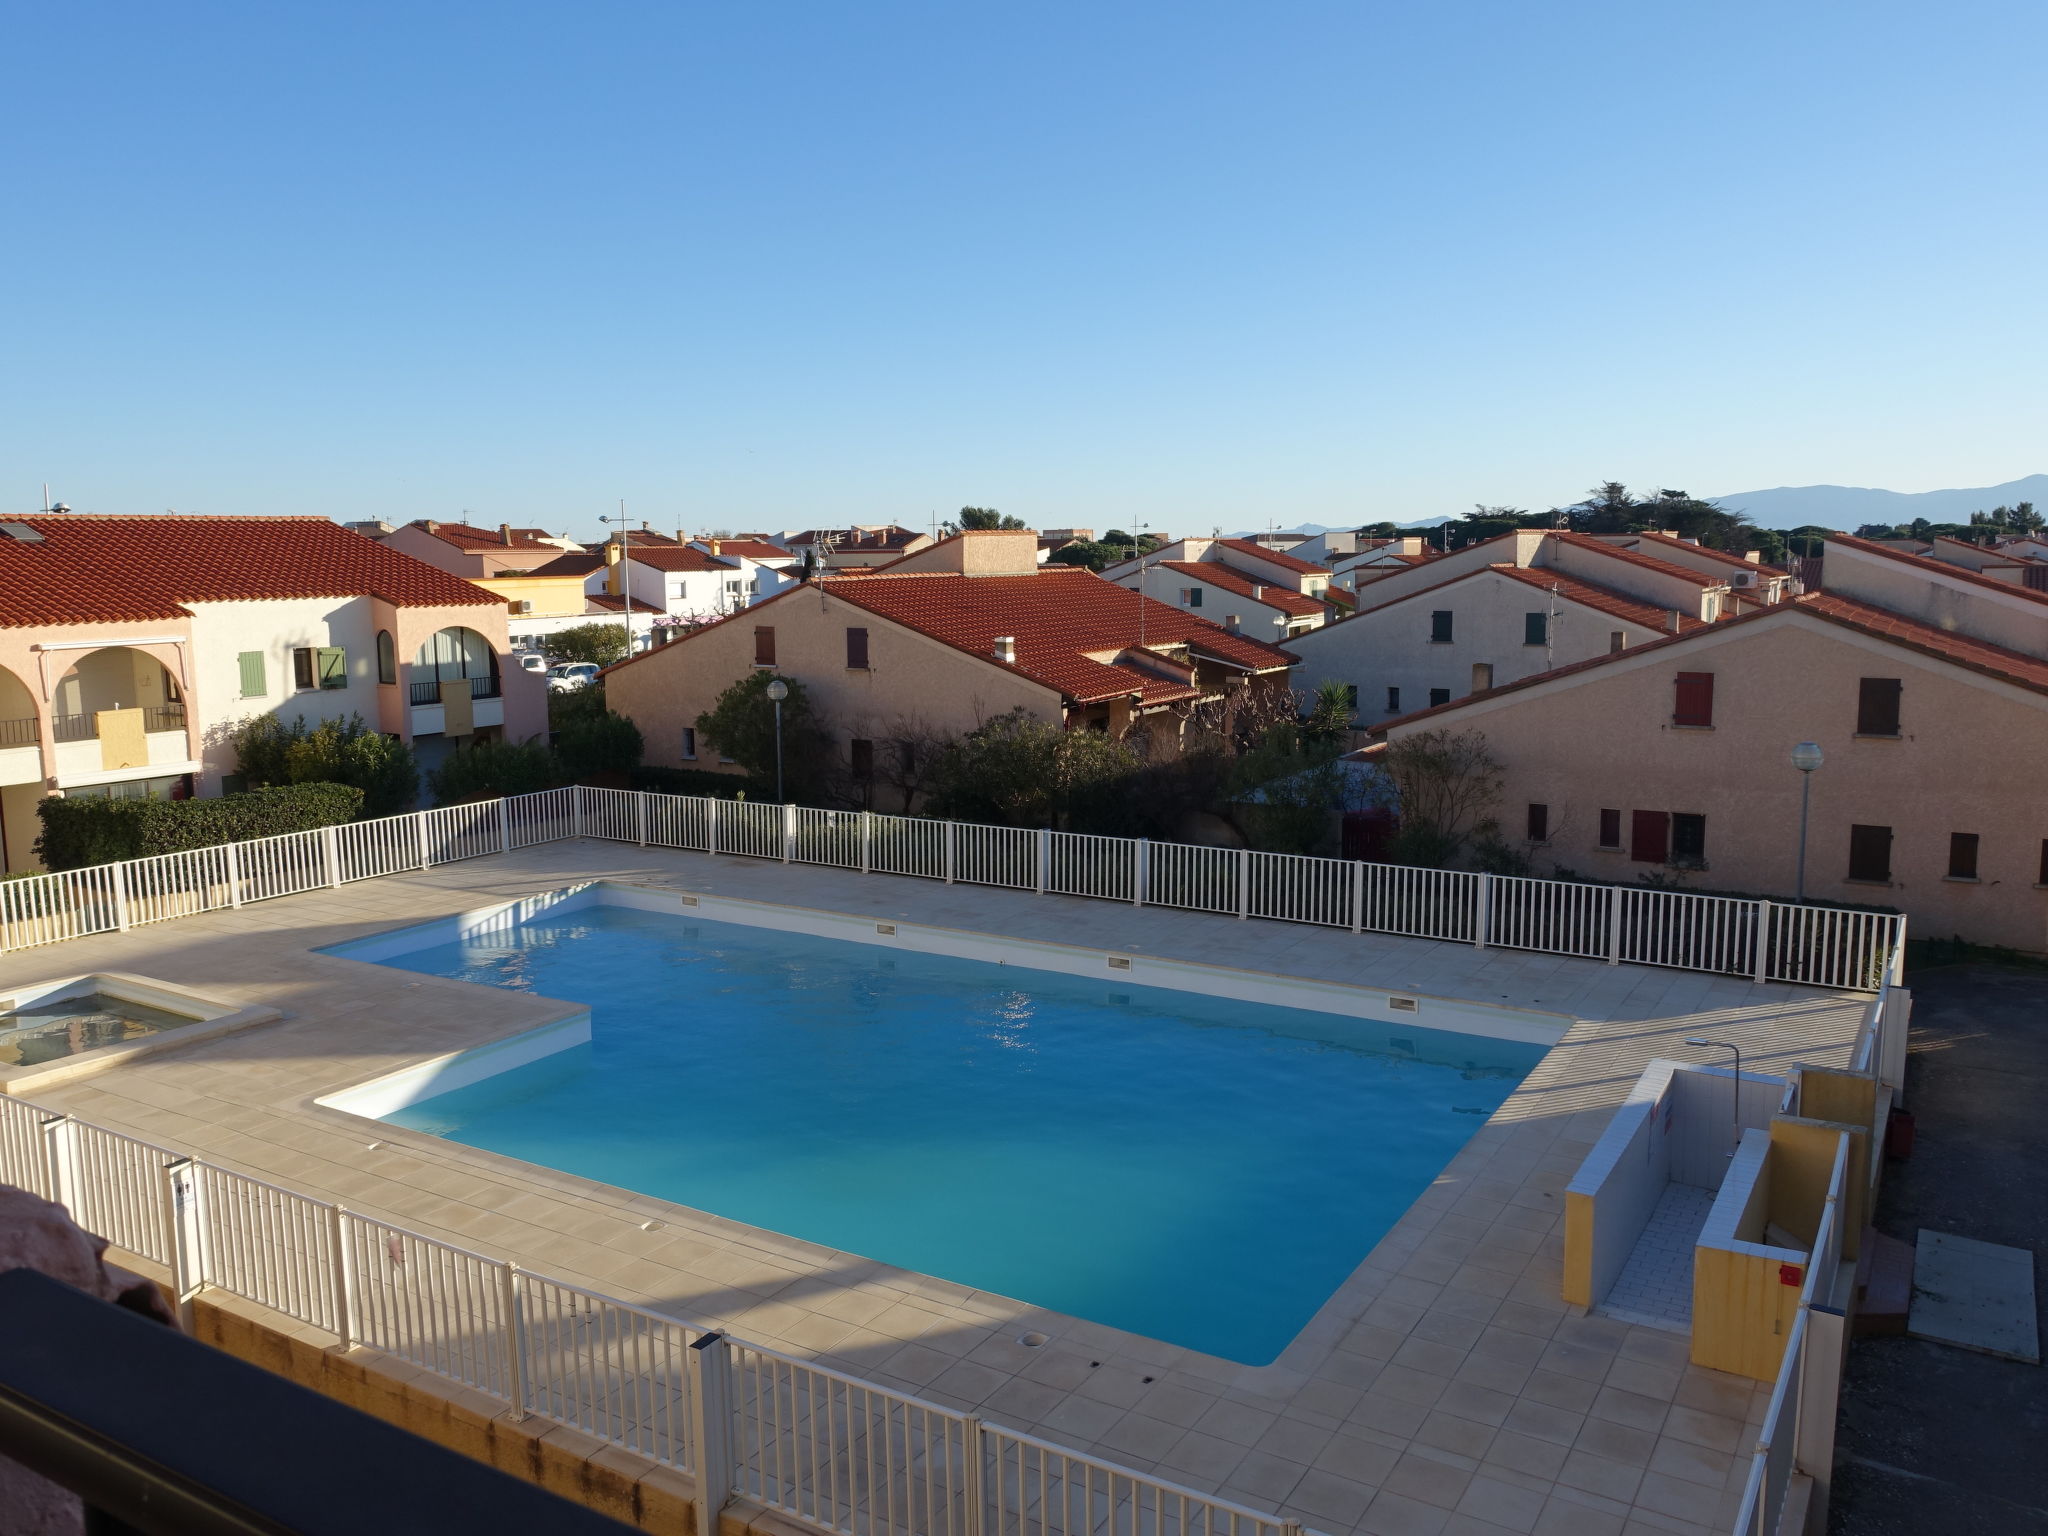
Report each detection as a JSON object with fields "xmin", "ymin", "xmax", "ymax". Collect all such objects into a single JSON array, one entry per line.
[{"xmin": 338, "ymin": 900, "xmax": 1545, "ymax": 1363}]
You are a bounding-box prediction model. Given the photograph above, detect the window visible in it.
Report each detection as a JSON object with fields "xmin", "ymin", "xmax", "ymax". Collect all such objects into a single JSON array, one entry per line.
[
  {"xmin": 1857, "ymin": 677, "xmax": 1902, "ymax": 736},
  {"xmin": 2040, "ymin": 839, "xmax": 2048, "ymax": 887},
  {"xmin": 1182, "ymin": 587, "xmax": 1203, "ymax": 608},
  {"xmin": 1524, "ymin": 613, "xmax": 1547, "ymax": 646},
  {"xmin": 1631, "ymin": 810, "xmax": 1669, "ymax": 864},
  {"xmin": 1609, "ymin": 631, "xmax": 1626, "ymax": 653},
  {"xmin": 681, "ymin": 727, "xmax": 697, "ymax": 761},
  {"xmin": 1471, "ymin": 663, "xmax": 1493, "ymax": 691},
  {"xmin": 1671, "ymin": 813, "xmax": 1707, "ymax": 867},
  {"xmin": 1526, "ymin": 804, "xmax": 1548, "ymax": 842},
  {"xmin": 1948, "ymin": 832, "xmax": 1979, "ymax": 880},
  {"xmin": 1848, "ymin": 824, "xmax": 1893, "ymax": 883},
  {"xmin": 1429, "ymin": 610, "xmax": 1454, "ymax": 643},
  {"xmin": 237, "ymin": 651, "xmax": 267, "ymax": 698},
  {"xmin": 850, "ymin": 739, "xmax": 874, "ymax": 780},
  {"xmin": 1599, "ymin": 808, "xmax": 1622, "ymax": 849},
  {"xmin": 1428, "ymin": 687, "xmax": 1450, "ymax": 707},
  {"xmin": 292, "ymin": 648, "xmax": 317, "ymax": 691},
  {"xmin": 1343, "ymin": 684, "xmax": 1358, "ymax": 710},
  {"xmin": 754, "ymin": 626, "xmax": 776, "ymax": 665},
  {"xmin": 846, "ymin": 627, "xmax": 869, "ymax": 669},
  {"xmin": 1672, "ymin": 671, "xmax": 1715, "ymax": 727},
  {"xmin": 376, "ymin": 630, "xmax": 397, "ymax": 685},
  {"xmin": 1386, "ymin": 686, "xmax": 1401, "ymax": 713}
]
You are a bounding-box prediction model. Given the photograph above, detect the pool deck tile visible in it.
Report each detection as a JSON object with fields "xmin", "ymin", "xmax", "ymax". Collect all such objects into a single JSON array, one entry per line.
[{"xmin": 0, "ymin": 840, "xmax": 1859, "ymax": 1536}]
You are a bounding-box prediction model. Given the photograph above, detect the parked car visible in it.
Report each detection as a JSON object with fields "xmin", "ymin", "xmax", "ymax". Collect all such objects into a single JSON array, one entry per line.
[
  {"xmin": 513, "ymin": 652, "xmax": 549, "ymax": 674},
  {"xmin": 547, "ymin": 662, "xmax": 601, "ymax": 692}
]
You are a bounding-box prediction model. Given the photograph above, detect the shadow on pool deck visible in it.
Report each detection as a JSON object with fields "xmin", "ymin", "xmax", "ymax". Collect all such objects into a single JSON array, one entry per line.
[{"xmin": 1831, "ymin": 963, "xmax": 2048, "ymax": 1536}]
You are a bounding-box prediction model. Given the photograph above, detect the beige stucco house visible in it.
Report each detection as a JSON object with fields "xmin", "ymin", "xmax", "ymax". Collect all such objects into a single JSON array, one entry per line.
[
  {"xmin": 1371, "ymin": 536, "xmax": 2048, "ymax": 952},
  {"xmin": 0, "ymin": 515, "xmax": 544, "ymax": 870},
  {"xmin": 601, "ymin": 530, "xmax": 1299, "ymax": 808}
]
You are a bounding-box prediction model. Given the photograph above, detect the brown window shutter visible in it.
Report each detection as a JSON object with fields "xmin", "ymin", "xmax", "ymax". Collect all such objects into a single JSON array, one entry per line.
[
  {"xmin": 1848, "ymin": 824, "xmax": 1893, "ymax": 882},
  {"xmin": 846, "ymin": 627, "xmax": 869, "ymax": 668},
  {"xmin": 1599, "ymin": 808, "xmax": 1621, "ymax": 847},
  {"xmin": 754, "ymin": 626, "xmax": 776, "ymax": 665},
  {"xmin": 1672, "ymin": 672, "xmax": 1714, "ymax": 727},
  {"xmin": 1857, "ymin": 677, "xmax": 1901, "ymax": 735},
  {"xmin": 1631, "ymin": 810, "xmax": 1669, "ymax": 864}
]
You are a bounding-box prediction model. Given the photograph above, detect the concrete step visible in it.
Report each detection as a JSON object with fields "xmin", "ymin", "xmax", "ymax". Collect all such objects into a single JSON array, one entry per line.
[{"xmin": 1855, "ymin": 1226, "xmax": 1915, "ymax": 1335}]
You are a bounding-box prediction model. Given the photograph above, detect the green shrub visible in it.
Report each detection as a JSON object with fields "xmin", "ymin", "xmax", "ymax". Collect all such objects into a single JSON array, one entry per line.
[
  {"xmin": 554, "ymin": 709, "xmax": 644, "ymax": 783},
  {"xmin": 629, "ymin": 765, "xmax": 760, "ymax": 800},
  {"xmin": 426, "ymin": 741, "xmax": 561, "ymax": 805},
  {"xmin": 35, "ymin": 782, "xmax": 364, "ymax": 871},
  {"xmin": 229, "ymin": 713, "xmax": 419, "ymax": 817}
]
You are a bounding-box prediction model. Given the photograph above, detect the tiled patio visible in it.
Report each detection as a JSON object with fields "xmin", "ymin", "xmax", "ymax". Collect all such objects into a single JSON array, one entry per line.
[
  {"xmin": 1600, "ymin": 1187, "xmax": 1718, "ymax": 1334},
  {"xmin": 0, "ymin": 841, "xmax": 1874, "ymax": 1536}
]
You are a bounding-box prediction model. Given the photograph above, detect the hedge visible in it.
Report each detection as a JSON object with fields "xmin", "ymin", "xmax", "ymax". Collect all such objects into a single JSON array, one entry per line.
[
  {"xmin": 35, "ymin": 782, "xmax": 365, "ymax": 872},
  {"xmin": 629, "ymin": 765, "xmax": 762, "ymax": 801}
]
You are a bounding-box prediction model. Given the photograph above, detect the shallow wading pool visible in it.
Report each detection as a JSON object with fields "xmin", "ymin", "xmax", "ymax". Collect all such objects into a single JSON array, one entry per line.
[{"xmin": 321, "ymin": 889, "xmax": 1552, "ymax": 1363}]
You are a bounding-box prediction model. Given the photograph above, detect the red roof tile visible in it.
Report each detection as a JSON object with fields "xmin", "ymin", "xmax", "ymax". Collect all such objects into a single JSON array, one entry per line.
[
  {"xmin": 0, "ymin": 516, "xmax": 500, "ymax": 628},
  {"xmin": 407, "ymin": 520, "xmax": 561, "ymax": 551},
  {"xmin": 1153, "ymin": 561, "xmax": 1324, "ymax": 617},
  {"xmin": 1602, "ymin": 530, "xmax": 1766, "ymax": 571},
  {"xmin": 1215, "ymin": 537, "xmax": 1328, "ymax": 574},
  {"xmin": 1830, "ymin": 534, "xmax": 2048, "ymax": 608},
  {"xmin": 1369, "ymin": 590, "xmax": 2048, "ymax": 733},
  {"xmin": 1546, "ymin": 530, "xmax": 1718, "ymax": 587},
  {"xmin": 1488, "ymin": 565, "xmax": 1705, "ymax": 633},
  {"xmin": 700, "ymin": 539, "xmax": 793, "ymax": 560}
]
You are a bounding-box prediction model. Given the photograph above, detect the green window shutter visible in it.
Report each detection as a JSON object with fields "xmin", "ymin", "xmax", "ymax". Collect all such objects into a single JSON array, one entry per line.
[
  {"xmin": 317, "ymin": 646, "xmax": 348, "ymax": 689},
  {"xmin": 237, "ymin": 651, "xmax": 267, "ymax": 697}
]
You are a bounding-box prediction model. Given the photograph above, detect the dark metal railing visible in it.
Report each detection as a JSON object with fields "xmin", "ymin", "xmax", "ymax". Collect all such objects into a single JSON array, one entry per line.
[
  {"xmin": 144, "ymin": 703, "xmax": 186, "ymax": 732},
  {"xmin": 0, "ymin": 715, "xmax": 35, "ymax": 748},
  {"xmin": 51, "ymin": 713, "xmax": 96, "ymax": 743},
  {"xmin": 409, "ymin": 673, "xmax": 502, "ymax": 705}
]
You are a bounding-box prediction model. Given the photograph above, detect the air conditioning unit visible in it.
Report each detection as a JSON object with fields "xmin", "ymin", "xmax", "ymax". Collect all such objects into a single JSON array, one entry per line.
[{"xmin": 512, "ymin": 600, "xmax": 534, "ymax": 614}]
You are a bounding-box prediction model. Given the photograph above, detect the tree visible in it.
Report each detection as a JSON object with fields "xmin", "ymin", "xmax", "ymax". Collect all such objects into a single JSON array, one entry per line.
[
  {"xmin": 1303, "ymin": 679, "xmax": 1355, "ymax": 743},
  {"xmin": 427, "ymin": 741, "xmax": 559, "ymax": 804},
  {"xmin": 1553, "ymin": 481, "xmax": 1642, "ymax": 534},
  {"xmin": 1047, "ymin": 541, "xmax": 1115, "ymax": 572},
  {"xmin": 228, "ymin": 712, "xmax": 419, "ymax": 817},
  {"xmin": 1378, "ymin": 727, "xmax": 1504, "ymax": 868},
  {"xmin": 554, "ymin": 708, "xmax": 644, "ymax": 784},
  {"xmin": 1781, "ymin": 525, "xmax": 1836, "ymax": 559},
  {"xmin": 924, "ymin": 709, "xmax": 1139, "ymax": 828},
  {"xmin": 549, "ymin": 623, "xmax": 630, "ymax": 667},
  {"xmin": 1222, "ymin": 721, "xmax": 1369, "ymax": 855},
  {"xmin": 945, "ymin": 505, "xmax": 1026, "ymax": 534},
  {"xmin": 694, "ymin": 671, "xmax": 833, "ymax": 800}
]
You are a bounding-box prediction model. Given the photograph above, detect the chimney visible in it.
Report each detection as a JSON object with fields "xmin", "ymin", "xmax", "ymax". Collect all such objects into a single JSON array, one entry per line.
[
  {"xmin": 993, "ymin": 635, "xmax": 1017, "ymax": 664},
  {"xmin": 709, "ymin": 539, "xmax": 721, "ymax": 557},
  {"xmin": 676, "ymin": 529, "xmax": 687, "ymax": 545},
  {"xmin": 499, "ymin": 523, "xmax": 514, "ymax": 545},
  {"xmin": 1250, "ymin": 584, "xmax": 1264, "ymax": 601},
  {"xmin": 605, "ymin": 540, "xmax": 623, "ymax": 597},
  {"xmin": 423, "ymin": 519, "xmax": 439, "ymax": 534},
  {"xmin": 1667, "ymin": 609, "xmax": 1683, "ymax": 633}
]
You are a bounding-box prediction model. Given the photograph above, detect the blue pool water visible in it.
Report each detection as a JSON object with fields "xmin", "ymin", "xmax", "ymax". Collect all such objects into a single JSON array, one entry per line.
[{"xmin": 364, "ymin": 906, "xmax": 1543, "ymax": 1363}]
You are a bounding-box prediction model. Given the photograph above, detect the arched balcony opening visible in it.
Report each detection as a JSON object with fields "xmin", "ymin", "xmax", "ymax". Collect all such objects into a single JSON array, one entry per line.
[
  {"xmin": 51, "ymin": 648, "xmax": 185, "ymax": 742},
  {"xmin": 0, "ymin": 667, "xmax": 36, "ymax": 749},
  {"xmin": 410, "ymin": 628, "xmax": 500, "ymax": 705}
]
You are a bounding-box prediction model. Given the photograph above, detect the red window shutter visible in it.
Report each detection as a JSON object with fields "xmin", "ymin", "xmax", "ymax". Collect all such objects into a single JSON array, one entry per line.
[
  {"xmin": 1673, "ymin": 672, "xmax": 1714, "ymax": 727},
  {"xmin": 1631, "ymin": 810, "xmax": 1669, "ymax": 864},
  {"xmin": 754, "ymin": 627, "xmax": 776, "ymax": 665}
]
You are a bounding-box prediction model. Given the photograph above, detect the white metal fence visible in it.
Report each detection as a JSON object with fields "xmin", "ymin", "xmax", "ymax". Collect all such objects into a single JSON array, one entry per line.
[
  {"xmin": 0, "ymin": 784, "xmax": 1902, "ymax": 992},
  {"xmin": 0, "ymin": 1091, "xmax": 1300, "ymax": 1536}
]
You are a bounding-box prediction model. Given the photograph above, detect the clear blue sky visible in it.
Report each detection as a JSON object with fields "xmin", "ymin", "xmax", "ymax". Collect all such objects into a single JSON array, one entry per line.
[{"xmin": 8, "ymin": 2, "xmax": 2044, "ymax": 539}]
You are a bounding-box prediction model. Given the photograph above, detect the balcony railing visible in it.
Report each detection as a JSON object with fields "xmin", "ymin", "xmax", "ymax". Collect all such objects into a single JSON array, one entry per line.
[
  {"xmin": 48, "ymin": 704, "xmax": 187, "ymax": 743},
  {"xmin": 409, "ymin": 674, "xmax": 502, "ymax": 705},
  {"xmin": 0, "ymin": 716, "xmax": 35, "ymax": 748}
]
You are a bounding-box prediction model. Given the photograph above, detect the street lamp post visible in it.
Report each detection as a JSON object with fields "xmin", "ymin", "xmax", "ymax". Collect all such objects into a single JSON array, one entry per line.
[
  {"xmin": 1791, "ymin": 741, "xmax": 1824, "ymax": 902},
  {"xmin": 765, "ymin": 678, "xmax": 788, "ymax": 802},
  {"xmin": 1685, "ymin": 1037, "xmax": 1743, "ymax": 1158}
]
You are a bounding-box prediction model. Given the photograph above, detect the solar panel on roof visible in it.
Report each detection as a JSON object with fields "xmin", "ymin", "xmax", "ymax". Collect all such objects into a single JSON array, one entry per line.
[{"xmin": 0, "ymin": 523, "xmax": 45, "ymax": 542}]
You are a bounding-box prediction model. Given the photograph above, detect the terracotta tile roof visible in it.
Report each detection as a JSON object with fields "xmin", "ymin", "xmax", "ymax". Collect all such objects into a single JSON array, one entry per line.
[
  {"xmin": 1326, "ymin": 587, "xmax": 1357, "ymax": 609},
  {"xmin": 407, "ymin": 520, "xmax": 560, "ymax": 551},
  {"xmin": 701, "ymin": 539, "xmax": 793, "ymax": 560},
  {"xmin": 606, "ymin": 567, "xmax": 1297, "ymax": 704},
  {"xmin": 1215, "ymin": 537, "xmax": 1328, "ymax": 574},
  {"xmin": 1369, "ymin": 589, "xmax": 2048, "ymax": 734},
  {"xmin": 1154, "ymin": 561, "xmax": 1324, "ymax": 617},
  {"xmin": 1603, "ymin": 530, "xmax": 1766, "ymax": 571},
  {"xmin": 621, "ymin": 546, "xmax": 738, "ymax": 573},
  {"xmin": 1546, "ymin": 530, "xmax": 1718, "ymax": 587},
  {"xmin": 529, "ymin": 552, "xmax": 605, "ymax": 578},
  {"xmin": 1832, "ymin": 534, "xmax": 2048, "ymax": 607},
  {"xmin": 0, "ymin": 515, "xmax": 501, "ymax": 628},
  {"xmin": 1489, "ymin": 565, "xmax": 1705, "ymax": 633}
]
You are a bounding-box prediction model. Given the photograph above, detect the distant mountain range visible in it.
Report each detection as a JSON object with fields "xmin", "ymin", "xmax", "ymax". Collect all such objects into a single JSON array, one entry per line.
[
  {"xmin": 1238, "ymin": 475, "xmax": 2047, "ymax": 540},
  {"xmin": 1705, "ymin": 475, "xmax": 2047, "ymax": 527}
]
